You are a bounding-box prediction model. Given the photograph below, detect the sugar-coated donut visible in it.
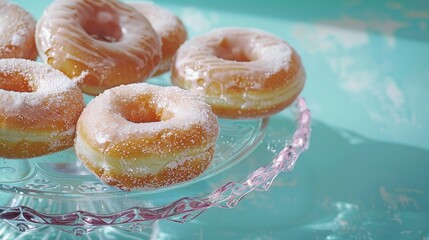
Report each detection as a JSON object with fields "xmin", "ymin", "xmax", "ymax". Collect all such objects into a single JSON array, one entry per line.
[
  {"xmin": 75, "ymin": 83, "xmax": 219, "ymax": 190},
  {"xmin": 36, "ymin": 0, "xmax": 161, "ymax": 96},
  {"xmin": 171, "ymin": 27, "xmax": 306, "ymax": 119},
  {"xmin": 0, "ymin": 1, "xmax": 37, "ymax": 60},
  {"xmin": 0, "ymin": 59, "xmax": 85, "ymax": 158},
  {"xmin": 129, "ymin": 2, "xmax": 187, "ymax": 76}
]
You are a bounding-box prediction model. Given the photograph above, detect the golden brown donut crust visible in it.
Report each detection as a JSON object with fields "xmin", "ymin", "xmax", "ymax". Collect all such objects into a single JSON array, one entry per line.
[
  {"xmin": 36, "ymin": 0, "xmax": 161, "ymax": 95},
  {"xmin": 0, "ymin": 59, "xmax": 84, "ymax": 158},
  {"xmin": 75, "ymin": 83, "xmax": 219, "ymax": 190},
  {"xmin": 79, "ymin": 146, "xmax": 214, "ymax": 190},
  {"xmin": 171, "ymin": 28, "xmax": 306, "ymax": 119}
]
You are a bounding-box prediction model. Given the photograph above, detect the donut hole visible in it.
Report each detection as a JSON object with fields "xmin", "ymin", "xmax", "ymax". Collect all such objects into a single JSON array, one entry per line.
[
  {"xmin": 214, "ymin": 38, "xmax": 254, "ymax": 62},
  {"xmin": 81, "ymin": 8, "xmax": 123, "ymax": 42},
  {"xmin": 119, "ymin": 95, "xmax": 172, "ymax": 123},
  {"xmin": 0, "ymin": 72, "xmax": 33, "ymax": 92}
]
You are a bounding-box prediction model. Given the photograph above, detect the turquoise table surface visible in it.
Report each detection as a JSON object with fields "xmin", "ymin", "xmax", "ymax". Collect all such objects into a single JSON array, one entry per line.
[{"xmin": 2, "ymin": 0, "xmax": 429, "ymax": 239}]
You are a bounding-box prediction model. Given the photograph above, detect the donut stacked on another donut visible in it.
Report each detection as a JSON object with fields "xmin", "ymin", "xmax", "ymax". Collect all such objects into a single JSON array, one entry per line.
[
  {"xmin": 75, "ymin": 83, "xmax": 219, "ymax": 190},
  {"xmin": 0, "ymin": 59, "xmax": 85, "ymax": 158},
  {"xmin": 128, "ymin": 2, "xmax": 187, "ymax": 76},
  {"xmin": 0, "ymin": 1, "xmax": 38, "ymax": 60},
  {"xmin": 36, "ymin": 0, "xmax": 161, "ymax": 95},
  {"xmin": 172, "ymin": 27, "xmax": 306, "ymax": 119}
]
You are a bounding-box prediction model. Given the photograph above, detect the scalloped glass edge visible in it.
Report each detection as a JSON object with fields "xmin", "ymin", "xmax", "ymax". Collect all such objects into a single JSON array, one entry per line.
[{"xmin": 0, "ymin": 97, "xmax": 311, "ymax": 236}]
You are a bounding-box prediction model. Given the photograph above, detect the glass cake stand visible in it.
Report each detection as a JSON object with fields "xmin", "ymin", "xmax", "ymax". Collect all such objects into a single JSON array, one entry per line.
[
  {"xmin": 1, "ymin": 1, "xmax": 312, "ymax": 237},
  {"xmin": 0, "ymin": 92, "xmax": 311, "ymax": 238}
]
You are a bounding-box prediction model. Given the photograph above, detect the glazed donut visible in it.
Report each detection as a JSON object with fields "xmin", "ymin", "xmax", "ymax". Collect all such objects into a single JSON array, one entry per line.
[
  {"xmin": 0, "ymin": 59, "xmax": 85, "ymax": 158},
  {"xmin": 171, "ymin": 27, "xmax": 306, "ymax": 119},
  {"xmin": 36, "ymin": 0, "xmax": 161, "ymax": 95},
  {"xmin": 128, "ymin": 2, "xmax": 187, "ymax": 76},
  {"xmin": 0, "ymin": 1, "xmax": 37, "ymax": 60},
  {"xmin": 75, "ymin": 83, "xmax": 219, "ymax": 190}
]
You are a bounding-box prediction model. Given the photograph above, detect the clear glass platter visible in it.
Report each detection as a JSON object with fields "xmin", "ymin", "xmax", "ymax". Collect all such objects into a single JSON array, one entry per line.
[
  {"xmin": 0, "ymin": 0, "xmax": 312, "ymax": 238},
  {"xmin": 4, "ymin": 0, "xmax": 429, "ymax": 238},
  {"xmin": 0, "ymin": 96, "xmax": 311, "ymax": 236}
]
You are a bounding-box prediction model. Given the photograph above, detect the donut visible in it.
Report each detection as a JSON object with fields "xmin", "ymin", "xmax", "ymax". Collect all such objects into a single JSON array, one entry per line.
[
  {"xmin": 0, "ymin": 1, "xmax": 37, "ymax": 60},
  {"xmin": 128, "ymin": 2, "xmax": 187, "ymax": 76},
  {"xmin": 0, "ymin": 59, "xmax": 85, "ymax": 158},
  {"xmin": 171, "ymin": 27, "xmax": 306, "ymax": 119},
  {"xmin": 35, "ymin": 0, "xmax": 161, "ymax": 95},
  {"xmin": 75, "ymin": 83, "xmax": 219, "ymax": 190}
]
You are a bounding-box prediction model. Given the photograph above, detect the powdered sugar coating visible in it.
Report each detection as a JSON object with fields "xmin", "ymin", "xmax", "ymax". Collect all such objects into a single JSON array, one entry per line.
[
  {"xmin": 0, "ymin": 59, "xmax": 80, "ymax": 124},
  {"xmin": 0, "ymin": 1, "xmax": 37, "ymax": 59},
  {"xmin": 75, "ymin": 83, "xmax": 219, "ymax": 190},
  {"xmin": 172, "ymin": 27, "xmax": 306, "ymax": 119},
  {"xmin": 0, "ymin": 59, "xmax": 85, "ymax": 158},
  {"xmin": 81, "ymin": 84, "xmax": 217, "ymax": 149}
]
